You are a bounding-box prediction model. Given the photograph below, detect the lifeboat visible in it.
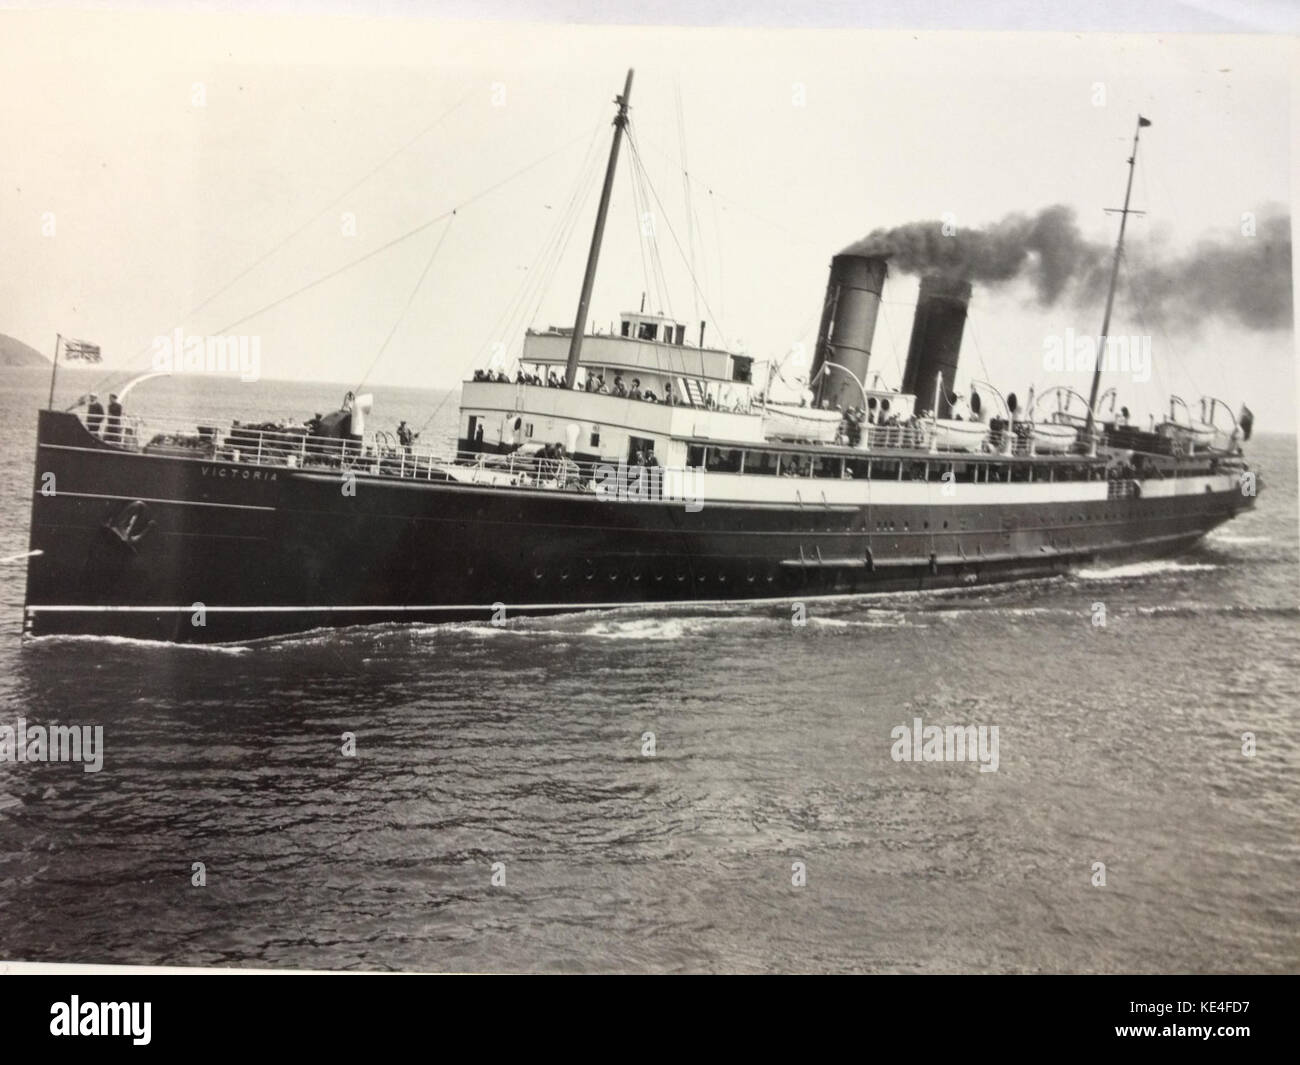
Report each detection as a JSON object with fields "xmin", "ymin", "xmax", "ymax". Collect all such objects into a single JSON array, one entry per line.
[{"xmin": 762, "ymin": 403, "xmax": 842, "ymax": 443}]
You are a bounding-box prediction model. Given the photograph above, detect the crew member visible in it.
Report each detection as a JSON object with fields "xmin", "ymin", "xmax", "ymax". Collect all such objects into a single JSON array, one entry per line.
[
  {"xmin": 105, "ymin": 393, "xmax": 124, "ymax": 444},
  {"xmin": 86, "ymin": 393, "xmax": 105, "ymax": 436}
]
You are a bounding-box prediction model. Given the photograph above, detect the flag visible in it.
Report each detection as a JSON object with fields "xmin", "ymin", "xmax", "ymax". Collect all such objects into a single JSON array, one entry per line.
[
  {"xmin": 1138, "ymin": 116, "xmax": 1152, "ymax": 127},
  {"xmin": 63, "ymin": 339, "xmax": 102, "ymax": 362}
]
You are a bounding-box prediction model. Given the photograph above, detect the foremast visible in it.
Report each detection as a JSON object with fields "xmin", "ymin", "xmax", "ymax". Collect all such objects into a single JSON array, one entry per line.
[{"xmin": 563, "ymin": 69, "xmax": 634, "ymax": 389}]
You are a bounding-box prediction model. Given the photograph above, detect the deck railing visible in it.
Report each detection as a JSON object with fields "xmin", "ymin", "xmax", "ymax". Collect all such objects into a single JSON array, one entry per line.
[{"xmin": 69, "ymin": 409, "xmax": 1186, "ymax": 498}]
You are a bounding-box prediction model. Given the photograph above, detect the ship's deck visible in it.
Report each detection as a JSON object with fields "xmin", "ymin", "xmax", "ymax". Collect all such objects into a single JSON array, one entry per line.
[{"xmin": 64, "ymin": 409, "xmax": 1244, "ymax": 499}]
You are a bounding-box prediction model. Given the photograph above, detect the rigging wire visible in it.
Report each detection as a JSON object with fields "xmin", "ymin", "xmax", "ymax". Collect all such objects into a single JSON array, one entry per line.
[
  {"xmin": 625, "ymin": 127, "xmax": 728, "ymax": 348},
  {"xmin": 877, "ymin": 301, "xmax": 904, "ymax": 387},
  {"xmin": 627, "ymin": 131, "xmax": 673, "ymax": 318},
  {"xmin": 353, "ymin": 212, "xmax": 457, "ymax": 394},
  {"xmin": 413, "ymin": 113, "xmax": 611, "ymax": 435},
  {"xmin": 201, "ymin": 130, "xmax": 596, "ymax": 342},
  {"xmin": 675, "ymin": 81, "xmax": 701, "ymax": 328},
  {"xmin": 87, "ymin": 87, "xmax": 475, "ymax": 394},
  {"xmin": 476, "ymin": 112, "xmax": 607, "ymax": 370},
  {"xmin": 626, "ymin": 142, "xmax": 656, "ymax": 315}
]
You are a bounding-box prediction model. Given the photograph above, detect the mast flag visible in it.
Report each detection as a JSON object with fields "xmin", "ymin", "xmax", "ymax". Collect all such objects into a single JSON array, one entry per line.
[{"xmin": 63, "ymin": 340, "xmax": 103, "ymax": 361}]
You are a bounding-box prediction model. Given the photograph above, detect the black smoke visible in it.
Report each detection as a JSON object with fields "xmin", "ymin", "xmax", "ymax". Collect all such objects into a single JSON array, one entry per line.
[{"xmin": 843, "ymin": 204, "xmax": 1292, "ymax": 331}]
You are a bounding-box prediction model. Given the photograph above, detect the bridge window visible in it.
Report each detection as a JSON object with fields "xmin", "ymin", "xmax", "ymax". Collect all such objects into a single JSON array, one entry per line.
[{"xmin": 638, "ymin": 322, "xmax": 658, "ymax": 341}]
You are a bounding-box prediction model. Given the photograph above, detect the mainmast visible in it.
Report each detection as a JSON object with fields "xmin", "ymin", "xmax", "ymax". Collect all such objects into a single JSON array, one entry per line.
[
  {"xmin": 564, "ymin": 69, "xmax": 634, "ymax": 389},
  {"xmin": 1086, "ymin": 114, "xmax": 1150, "ymax": 434}
]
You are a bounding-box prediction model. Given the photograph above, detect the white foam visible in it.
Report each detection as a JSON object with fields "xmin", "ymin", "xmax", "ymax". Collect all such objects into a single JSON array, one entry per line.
[
  {"xmin": 26, "ymin": 634, "xmax": 252, "ymax": 654},
  {"xmin": 1072, "ymin": 560, "xmax": 1217, "ymax": 581}
]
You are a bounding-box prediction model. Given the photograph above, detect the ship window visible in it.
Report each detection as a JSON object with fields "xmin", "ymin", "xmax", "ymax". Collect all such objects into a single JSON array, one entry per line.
[
  {"xmin": 687, "ymin": 445, "xmax": 705, "ymax": 467},
  {"xmin": 590, "ymin": 430, "xmax": 601, "ymax": 447},
  {"xmin": 525, "ymin": 423, "xmax": 534, "ymax": 438},
  {"xmin": 621, "ymin": 321, "xmax": 631, "ymax": 337},
  {"xmin": 705, "ymin": 447, "xmax": 742, "ymax": 473},
  {"xmin": 747, "ymin": 451, "xmax": 780, "ymax": 476},
  {"xmin": 638, "ymin": 322, "xmax": 657, "ymax": 341},
  {"xmin": 467, "ymin": 415, "xmax": 478, "ymax": 441}
]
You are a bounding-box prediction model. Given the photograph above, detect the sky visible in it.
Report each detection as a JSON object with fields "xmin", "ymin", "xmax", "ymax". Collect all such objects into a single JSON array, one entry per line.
[{"xmin": 1, "ymin": 11, "xmax": 1296, "ymax": 429}]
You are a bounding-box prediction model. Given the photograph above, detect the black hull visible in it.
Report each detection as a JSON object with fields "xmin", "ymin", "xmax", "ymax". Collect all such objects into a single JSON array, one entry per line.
[{"xmin": 25, "ymin": 412, "xmax": 1254, "ymax": 644}]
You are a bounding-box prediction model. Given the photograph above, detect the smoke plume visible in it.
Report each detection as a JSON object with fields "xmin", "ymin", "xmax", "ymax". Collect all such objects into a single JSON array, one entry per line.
[{"xmin": 843, "ymin": 204, "xmax": 1292, "ymax": 331}]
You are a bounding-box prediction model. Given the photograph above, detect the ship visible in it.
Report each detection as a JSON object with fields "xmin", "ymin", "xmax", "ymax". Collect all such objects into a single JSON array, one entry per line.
[{"xmin": 23, "ymin": 71, "xmax": 1259, "ymax": 644}]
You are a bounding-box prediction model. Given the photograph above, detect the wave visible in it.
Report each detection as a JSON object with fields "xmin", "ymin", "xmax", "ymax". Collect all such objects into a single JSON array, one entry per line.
[
  {"xmin": 1070, "ymin": 560, "xmax": 1218, "ymax": 581},
  {"xmin": 450, "ymin": 614, "xmax": 771, "ymax": 642},
  {"xmin": 23, "ymin": 633, "xmax": 253, "ymax": 654},
  {"xmin": 1207, "ymin": 533, "xmax": 1274, "ymax": 545},
  {"xmin": 1131, "ymin": 603, "xmax": 1300, "ymax": 620}
]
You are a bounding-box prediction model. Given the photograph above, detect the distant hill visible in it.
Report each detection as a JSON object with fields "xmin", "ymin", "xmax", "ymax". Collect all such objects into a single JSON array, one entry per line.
[{"xmin": 0, "ymin": 334, "xmax": 51, "ymax": 367}]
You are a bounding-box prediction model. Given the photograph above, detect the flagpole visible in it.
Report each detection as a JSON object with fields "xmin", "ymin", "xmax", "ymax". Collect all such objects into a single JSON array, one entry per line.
[{"xmin": 47, "ymin": 333, "xmax": 62, "ymax": 410}]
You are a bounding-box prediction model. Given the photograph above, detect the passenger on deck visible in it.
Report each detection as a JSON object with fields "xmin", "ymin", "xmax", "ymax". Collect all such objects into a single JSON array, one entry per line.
[
  {"xmin": 595, "ymin": 375, "xmax": 609, "ymax": 394},
  {"xmin": 612, "ymin": 375, "xmax": 627, "ymax": 397},
  {"xmin": 663, "ymin": 382, "xmax": 679, "ymax": 406},
  {"xmin": 547, "ymin": 371, "xmax": 561, "ymax": 388},
  {"xmin": 86, "ymin": 393, "xmax": 105, "ymax": 436},
  {"xmin": 643, "ymin": 389, "xmax": 658, "ymax": 403},
  {"xmin": 1115, "ymin": 406, "xmax": 1130, "ymax": 428},
  {"xmin": 397, "ymin": 421, "xmax": 415, "ymax": 455},
  {"xmin": 628, "ymin": 379, "xmax": 643, "ymax": 400},
  {"xmin": 585, "ymin": 374, "xmax": 597, "ymax": 392}
]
